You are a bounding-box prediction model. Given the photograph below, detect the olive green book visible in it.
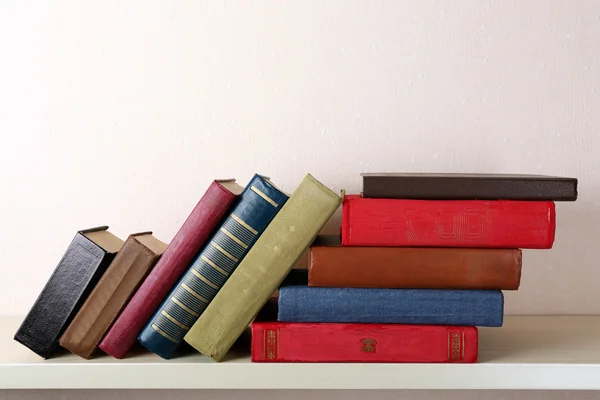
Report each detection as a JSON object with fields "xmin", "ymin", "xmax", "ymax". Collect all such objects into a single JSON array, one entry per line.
[{"xmin": 183, "ymin": 174, "xmax": 343, "ymax": 361}]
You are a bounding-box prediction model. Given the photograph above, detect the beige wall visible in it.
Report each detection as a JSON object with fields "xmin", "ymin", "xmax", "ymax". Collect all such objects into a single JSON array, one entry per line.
[{"xmin": 1, "ymin": 0, "xmax": 598, "ymax": 398}]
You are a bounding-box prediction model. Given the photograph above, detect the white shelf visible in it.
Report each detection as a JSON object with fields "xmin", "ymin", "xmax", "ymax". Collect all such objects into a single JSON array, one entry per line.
[{"xmin": 1, "ymin": 315, "xmax": 600, "ymax": 390}]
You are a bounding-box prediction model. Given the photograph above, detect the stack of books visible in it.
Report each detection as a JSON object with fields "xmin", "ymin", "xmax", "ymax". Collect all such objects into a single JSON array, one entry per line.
[
  {"xmin": 252, "ymin": 173, "xmax": 578, "ymax": 363},
  {"xmin": 13, "ymin": 172, "xmax": 577, "ymax": 364}
]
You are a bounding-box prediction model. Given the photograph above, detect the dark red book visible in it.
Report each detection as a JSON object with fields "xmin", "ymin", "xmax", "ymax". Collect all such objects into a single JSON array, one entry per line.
[
  {"xmin": 342, "ymin": 195, "xmax": 555, "ymax": 248},
  {"xmin": 251, "ymin": 322, "xmax": 478, "ymax": 363},
  {"xmin": 99, "ymin": 180, "xmax": 243, "ymax": 358}
]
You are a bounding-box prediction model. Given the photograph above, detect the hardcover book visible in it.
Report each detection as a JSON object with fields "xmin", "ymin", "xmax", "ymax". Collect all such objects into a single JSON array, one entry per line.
[
  {"xmin": 99, "ymin": 179, "xmax": 242, "ymax": 359},
  {"xmin": 309, "ymin": 236, "xmax": 522, "ymax": 289},
  {"xmin": 183, "ymin": 174, "xmax": 343, "ymax": 362},
  {"xmin": 361, "ymin": 172, "xmax": 578, "ymax": 201},
  {"xmin": 14, "ymin": 226, "xmax": 123, "ymax": 358},
  {"xmin": 342, "ymin": 195, "xmax": 555, "ymax": 248},
  {"xmin": 59, "ymin": 232, "xmax": 167, "ymax": 359},
  {"xmin": 251, "ymin": 322, "xmax": 478, "ymax": 363},
  {"xmin": 278, "ymin": 286, "xmax": 504, "ymax": 327},
  {"xmin": 138, "ymin": 174, "xmax": 289, "ymax": 359}
]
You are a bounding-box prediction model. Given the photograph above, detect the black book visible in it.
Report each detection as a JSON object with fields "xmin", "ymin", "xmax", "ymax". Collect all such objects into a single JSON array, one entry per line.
[
  {"xmin": 361, "ymin": 173, "xmax": 578, "ymax": 201},
  {"xmin": 14, "ymin": 226, "xmax": 123, "ymax": 358}
]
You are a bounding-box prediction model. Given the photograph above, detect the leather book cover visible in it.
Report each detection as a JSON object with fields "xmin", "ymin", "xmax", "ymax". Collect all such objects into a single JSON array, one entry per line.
[
  {"xmin": 14, "ymin": 226, "xmax": 123, "ymax": 359},
  {"xmin": 309, "ymin": 237, "xmax": 522, "ymax": 289},
  {"xmin": 138, "ymin": 174, "xmax": 289, "ymax": 359},
  {"xmin": 361, "ymin": 172, "xmax": 578, "ymax": 201},
  {"xmin": 278, "ymin": 286, "xmax": 504, "ymax": 327},
  {"xmin": 342, "ymin": 195, "xmax": 555, "ymax": 248},
  {"xmin": 59, "ymin": 232, "xmax": 168, "ymax": 359},
  {"xmin": 183, "ymin": 174, "xmax": 343, "ymax": 362},
  {"xmin": 99, "ymin": 179, "xmax": 242, "ymax": 359},
  {"xmin": 251, "ymin": 322, "xmax": 478, "ymax": 363}
]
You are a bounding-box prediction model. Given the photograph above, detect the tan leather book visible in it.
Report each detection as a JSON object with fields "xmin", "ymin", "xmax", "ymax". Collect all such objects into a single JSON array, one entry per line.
[
  {"xmin": 59, "ymin": 232, "xmax": 167, "ymax": 359},
  {"xmin": 309, "ymin": 236, "xmax": 522, "ymax": 290}
]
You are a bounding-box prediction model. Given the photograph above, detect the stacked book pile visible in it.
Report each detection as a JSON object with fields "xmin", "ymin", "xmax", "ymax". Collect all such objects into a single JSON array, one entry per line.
[
  {"xmin": 13, "ymin": 173, "xmax": 577, "ymax": 364},
  {"xmin": 252, "ymin": 173, "xmax": 577, "ymax": 363}
]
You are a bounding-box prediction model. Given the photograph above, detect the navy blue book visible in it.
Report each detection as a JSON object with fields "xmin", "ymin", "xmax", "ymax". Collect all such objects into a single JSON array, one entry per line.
[
  {"xmin": 138, "ymin": 174, "xmax": 289, "ymax": 359},
  {"xmin": 278, "ymin": 286, "xmax": 504, "ymax": 327}
]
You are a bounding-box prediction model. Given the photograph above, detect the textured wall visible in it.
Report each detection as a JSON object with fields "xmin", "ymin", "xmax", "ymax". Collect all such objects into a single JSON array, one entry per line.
[{"xmin": 0, "ymin": 0, "xmax": 598, "ymax": 398}]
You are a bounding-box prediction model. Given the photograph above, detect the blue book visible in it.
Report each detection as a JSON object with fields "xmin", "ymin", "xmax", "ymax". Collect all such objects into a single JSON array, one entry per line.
[
  {"xmin": 278, "ymin": 286, "xmax": 503, "ymax": 327},
  {"xmin": 138, "ymin": 174, "xmax": 289, "ymax": 359}
]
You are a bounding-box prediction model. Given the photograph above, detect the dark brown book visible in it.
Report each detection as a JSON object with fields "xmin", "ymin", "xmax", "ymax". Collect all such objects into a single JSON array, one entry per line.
[
  {"xmin": 308, "ymin": 236, "xmax": 522, "ymax": 290},
  {"xmin": 361, "ymin": 172, "xmax": 577, "ymax": 200},
  {"xmin": 59, "ymin": 232, "xmax": 167, "ymax": 359}
]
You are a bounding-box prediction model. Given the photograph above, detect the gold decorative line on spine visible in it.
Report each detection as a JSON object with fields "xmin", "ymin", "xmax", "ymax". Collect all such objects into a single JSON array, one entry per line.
[
  {"xmin": 161, "ymin": 310, "xmax": 190, "ymax": 330},
  {"xmin": 181, "ymin": 283, "xmax": 209, "ymax": 303},
  {"xmin": 461, "ymin": 331, "xmax": 465, "ymax": 361},
  {"xmin": 171, "ymin": 297, "xmax": 199, "ymax": 317},
  {"xmin": 447, "ymin": 332, "xmax": 451, "ymax": 361},
  {"xmin": 251, "ymin": 186, "xmax": 279, "ymax": 207},
  {"xmin": 210, "ymin": 242, "xmax": 239, "ymax": 262},
  {"xmin": 190, "ymin": 268, "xmax": 219, "ymax": 290},
  {"xmin": 201, "ymin": 254, "xmax": 230, "ymax": 276},
  {"xmin": 231, "ymin": 214, "xmax": 258, "ymax": 235},
  {"xmin": 151, "ymin": 324, "xmax": 178, "ymax": 343},
  {"xmin": 220, "ymin": 228, "xmax": 248, "ymax": 248}
]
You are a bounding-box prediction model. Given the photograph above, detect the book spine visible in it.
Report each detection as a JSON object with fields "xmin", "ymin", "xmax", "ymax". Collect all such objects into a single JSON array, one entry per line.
[
  {"xmin": 341, "ymin": 195, "xmax": 555, "ymax": 248},
  {"xmin": 309, "ymin": 246, "xmax": 522, "ymax": 290},
  {"xmin": 14, "ymin": 230, "xmax": 115, "ymax": 359},
  {"xmin": 183, "ymin": 174, "xmax": 342, "ymax": 362},
  {"xmin": 362, "ymin": 175, "xmax": 578, "ymax": 201},
  {"xmin": 138, "ymin": 175, "xmax": 289, "ymax": 359},
  {"xmin": 277, "ymin": 286, "xmax": 504, "ymax": 327},
  {"xmin": 59, "ymin": 234, "xmax": 163, "ymax": 359},
  {"xmin": 99, "ymin": 181, "xmax": 239, "ymax": 359},
  {"xmin": 251, "ymin": 322, "xmax": 478, "ymax": 363}
]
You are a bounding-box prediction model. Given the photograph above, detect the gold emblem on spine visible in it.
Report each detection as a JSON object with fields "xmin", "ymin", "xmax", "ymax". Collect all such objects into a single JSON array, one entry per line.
[
  {"xmin": 360, "ymin": 338, "xmax": 377, "ymax": 353},
  {"xmin": 265, "ymin": 329, "xmax": 278, "ymax": 360},
  {"xmin": 448, "ymin": 331, "xmax": 463, "ymax": 361}
]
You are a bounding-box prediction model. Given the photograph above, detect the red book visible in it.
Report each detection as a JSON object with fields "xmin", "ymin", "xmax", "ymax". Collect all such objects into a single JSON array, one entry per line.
[
  {"xmin": 251, "ymin": 322, "xmax": 478, "ymax": 363},
  {"xmin": 99, "ymin": 179, "xmax": 243, "ymax": 358},
  {"xmin": 341, "ymin": 195, "xmax": 555, "ymax": 248}
]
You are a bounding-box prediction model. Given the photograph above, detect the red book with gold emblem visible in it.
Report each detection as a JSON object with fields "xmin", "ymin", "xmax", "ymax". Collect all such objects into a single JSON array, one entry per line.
[{"xmin": 251, "ymin": 322, "xmax": 478, "ymax": 363}]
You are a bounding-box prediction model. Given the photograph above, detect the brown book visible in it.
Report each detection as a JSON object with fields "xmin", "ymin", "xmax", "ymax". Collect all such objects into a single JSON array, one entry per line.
[
  {"xmin": 308, "ymin": 236, "xmax": 522, "ymax": 290},
  {"xmin": 59, "ymin": 232, "xmax": 168, "ymax": 359}
]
